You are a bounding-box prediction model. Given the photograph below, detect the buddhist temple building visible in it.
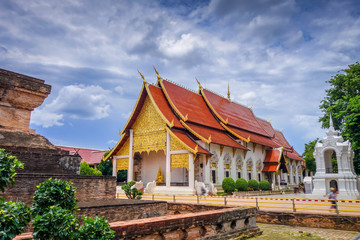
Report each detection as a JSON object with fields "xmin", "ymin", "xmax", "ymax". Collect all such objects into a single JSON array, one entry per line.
[{"xmin": 105, "ymin": 70, "xmax": 304, "ymax": 194}]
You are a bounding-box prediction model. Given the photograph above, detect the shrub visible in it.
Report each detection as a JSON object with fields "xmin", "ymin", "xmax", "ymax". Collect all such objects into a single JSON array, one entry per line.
[
  {"xmin": 0, "ymin": 199, "xmax": 31, "ymax": 240},
  {"xmin": 259, "ymin": 180, "xmax": 270, "ymax": 191},
  {"xmin": 222, "ymin": 177, "xmax": 236, "ymax": 194},
  {"xmin": 80, "ymin": 161, "xmax": 102, "ymax": 176},
  {"xmin": 122, "ymin": 180, "xmax": 142, "ymax": 199},
  {"xmin": 0, "ymin": 149, "xmax": 24, "ymax": 192},
  {"xmin": 117, "ymin": 170, "xmax": 127, "ymax": 182},
  {"xmin": 235, "ymin": 178, "xmax": 248, "ymax": 191},
  {"xmin": 32, "ymin": 206, "xmax": 79, "ymax": 240},
  {"xmin": 78, "ymin": 216, "xmax": 115, "ymax": 240},
  {"xmin": 248, "ymin": 179, "xmax": 259, "ymax": 190},
  {"xmin": 98, "ymin": 159, "xmax": 113, "ymax": 176},
  {"xmin": 31, "ymin": 178, "xmax": 77, "ymax": 216}
]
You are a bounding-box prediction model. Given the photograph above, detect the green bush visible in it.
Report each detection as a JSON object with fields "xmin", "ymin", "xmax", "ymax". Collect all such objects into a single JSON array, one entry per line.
[
  {"xmin": 31, "ymin": 178, "xmax": 77, "ymax": 216},
  {"xmin": 32, "ymin": 206, "xmax": 78, "ymax": 240},
  {"xmin": 80, "ymin": 161, "xmax": 102, "ymax": 176},
  {"xmin": 0, "ymin": 149, "xmax": 24, "ymax": 192},
  {"xmin": 122, "ymin": 180, "xmax": 142, "ymax": 199},
  {"xmin": 98, "ymin": 159, "xmax": 113, "ymax": 176},
  {"xmin": 222, "ymin": 177, "xmax": 236, "ymax": 194},
  {"xmin": 78, "ymin": 216, "xmax": 115, "ymax": 240},
  {"xmin": 248, "ymin": 179, "xmax": 259, "ymax": 190},
  {"xmin": 0, "ymin": 199, "xmax": 31, "ymax": 240},
  {"xmin": 235, "ymin": 178, "xmax": 248, "ymax": 191},
  {"xmin": 117, "ymin": 170, "xmax": 127, "ymax": 182},
  {"xmin": 259, "ymin": 180, "xmax": 270, "ymax": 190}
]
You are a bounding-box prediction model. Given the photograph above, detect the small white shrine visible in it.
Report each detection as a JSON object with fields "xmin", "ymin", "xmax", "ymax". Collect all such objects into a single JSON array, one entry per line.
[{"xmin": 312, "ymin": 116, "xmax": 360, "ymax": 199}]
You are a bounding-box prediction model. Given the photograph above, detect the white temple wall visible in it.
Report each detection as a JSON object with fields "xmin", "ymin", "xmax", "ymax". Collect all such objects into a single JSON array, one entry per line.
[
  {"xmin": 141, "ymin": 150, "xmax": 166, "ymax": 185},
  {"xmin": 171, "ymin": 167, "xmax": 188, "ymax": 183}
]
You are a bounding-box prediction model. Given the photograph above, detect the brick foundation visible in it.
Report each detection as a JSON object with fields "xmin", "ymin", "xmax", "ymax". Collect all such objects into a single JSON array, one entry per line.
[
  {"xmin": 0, "ymin": 173, "xmax": 116, "ymax": 204},
  {"xmin": 257, "ymin": 211, "xmax": 360, "ymax": 231}
]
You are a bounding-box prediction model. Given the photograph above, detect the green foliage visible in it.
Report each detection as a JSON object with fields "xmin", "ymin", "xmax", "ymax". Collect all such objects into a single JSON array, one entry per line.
[
  {"xmin": 121, "ymin": 180, "xmax": 142, "ymax": 199},
  {"xmin": 302, "ymin": 139, "xmax": 318, "ymax": 173},
  {"xmin": 117, "ymin": 170, "xmax": 127, "ymax": 182},
  {"xmin": 248, "ymin": 179, "xmax": 259, "ymax": 190},
  {"xmin": 259, "ymin": 180, "xmax": 270, "ymax": 191},
  {"xmin": 235, "ymin": 178, "xmax": 248, "ymax": 191},
  {"xmin": 319, "ymin": 62, "xmax": 360, "ymax": 174},
  {"xmin": 31, "ymin": 178, "xmax": 77, "ymax": 216},
  {"xmin": 80, "ymin": 161, "xmax": 102, "ymax": 176},
  {"xmin": 0, "ymin": 199, "xmax": 31, "ymax": 240},
  {"xmin": 78, "ymin": 216, "xmax": 115, "ymax": 240},
  {"xmin": 98, "ymin": 159, "xmax": 113, "ymax": 176},
  {"xmin": 32, "ymin": 206, "xmax": 78, "ymax": 240},
  {"xmin": 222, "ymin": 177, "xmax": 236, "ymax": 194},
  {"xmin": 0, "ymin": 149, "xmax": 24, "ymax": 192}
]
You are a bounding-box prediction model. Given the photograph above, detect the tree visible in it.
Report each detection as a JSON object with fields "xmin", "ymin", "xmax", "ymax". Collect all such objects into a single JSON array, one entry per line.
[
  {"xmin": 248, "ymin": 179, "xmax": 259, "ymax": 190},
  {"xmin": 235, "ymin": 178, "xmax": 248, "ymax": 191},
  {"xmin": 117, "ymin": 170, "xmax": 127, "ymax": 182},
  {"xmin": 319, "ymin": 62, "xmax": 360, "ymax": 174},
  {"xmin": 121, "ymin": 180, "xmax": 142, "ymax": 200},
  {"xmin": 80, "ymin": 161, "xmax": 102, "ymax": 176},
  {"xmin": 98, "ymin": 159, "xmax": 113, "ymax": 176},
  {"xmin": 0, "ymin": 148, "xmax": 24, "ymax": 192},
  {"xmin": 302, "ymin": 139, "xmax": 318, "ymax": 173}
]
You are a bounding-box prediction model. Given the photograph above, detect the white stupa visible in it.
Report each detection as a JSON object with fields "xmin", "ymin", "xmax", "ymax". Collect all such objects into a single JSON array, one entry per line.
[{"xmin": 311, "ymin": 115, "xmax": 360, "ymax": 199}]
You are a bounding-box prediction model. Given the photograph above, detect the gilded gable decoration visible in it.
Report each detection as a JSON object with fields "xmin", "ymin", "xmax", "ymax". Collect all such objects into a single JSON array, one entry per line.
[
  {"xmin": 116, "ymin": 138, "xmax": 130, "ymax": 156},
  {"xmin": 171, "ymin": 154, "xmax": 189, "ymax": 171},
  {"xmin": 116, "ymin": 158, "xmax": 128, "ymax": 171},
  {"xmin": 132, "ymin": 97, "xmax": 166, "ymax": 154}
]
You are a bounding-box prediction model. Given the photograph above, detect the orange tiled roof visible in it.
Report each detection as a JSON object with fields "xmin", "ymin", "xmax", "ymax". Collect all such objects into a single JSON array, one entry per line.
[
  {"xmin": 160, "ymin": 80, "xmax": 223, "ymax": 130},
  {"xmin": 57, "ymin": 146, "xmax": 106, "ymax": 165},
  {"xmin": 148, "ymin": 84, "xmax": 183, "ymax": 129},
  {"xmin": 256, "ymin": 117, "xmax": 276, "ymax": 137},
  {"xmin": 227, "ymin": 126, "xmax": 279, "ymax": 148},
  {"xmin": 263, "ymin": 149, "xmax": 281, "ymax": 163},
  {"xmin": 201, "ymin": 89, "xmax": 270, "ymax": 137},
  {"xmin": 184, "ymin": 122, "xmax": 248, "ymax": 150},
  {"xmin": 262, "ymin": 164, "xmax": 278, "ymax": 172},
  {"xmin": 170, "ymin": 129, "xmax": 211, "ymax": 155}
]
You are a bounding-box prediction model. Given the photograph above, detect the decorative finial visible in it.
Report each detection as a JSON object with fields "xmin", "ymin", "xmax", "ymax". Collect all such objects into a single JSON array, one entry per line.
[
  {"xmin": 268, "ymin": 117, "xmax": 271, "ymax": 122},
  {"xmin": 153, "ymin": 66, "xmax": 161, "ymax": 81},
  {"xmin": 196, "ymin": 78, "xmax": 202, "ymax": 90},
  {"xmin": 326, "ymin": 112, "xmax": 337, "ymax": 137},
  {"xmin": 329, "ymin": 113, "xmax": 334, "ymax": 130},
  {"xmin": 280, "ymin": 128, "xmax": 283, "ymax": 132},
  {"xmin": 138, "ymin": 70, "xmax": 146, "ymax": 84},
  {"xmin": 227, "ymin": 83, "xmax": 231, "ymax": 101},
  {"xmin": 249, "ymin": 105, "xmax": 253, "ymax": 109}
]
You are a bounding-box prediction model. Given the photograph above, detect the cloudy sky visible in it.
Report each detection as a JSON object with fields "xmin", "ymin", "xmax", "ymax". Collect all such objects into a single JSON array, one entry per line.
[{"xmin": 1, "ymin": 0, "xmax": 359, "ymax": 154}]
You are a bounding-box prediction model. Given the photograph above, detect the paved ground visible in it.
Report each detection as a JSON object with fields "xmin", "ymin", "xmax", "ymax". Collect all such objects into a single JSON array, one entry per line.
[{"xmin": 239, "ymin": 223, "xmax": 360, "ymax": 240}]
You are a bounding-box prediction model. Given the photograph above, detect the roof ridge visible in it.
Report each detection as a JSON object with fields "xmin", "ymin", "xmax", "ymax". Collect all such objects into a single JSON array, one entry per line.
[
  {"xmin": 163, "ymin": 78, "xmax": 199, "ymax": 94},
  {"xmin": 56, "ymin": 145, "xmax": 106, "ymax": 151},
  {"xmin": 203, "ymin": 87, "xmax": 251, "ymax": 109}
]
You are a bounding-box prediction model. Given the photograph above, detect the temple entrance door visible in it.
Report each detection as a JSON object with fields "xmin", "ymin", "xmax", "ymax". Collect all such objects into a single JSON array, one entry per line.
[{"xmin": 329, "ymin": 179, "xmax": 338, "ymax": 192}]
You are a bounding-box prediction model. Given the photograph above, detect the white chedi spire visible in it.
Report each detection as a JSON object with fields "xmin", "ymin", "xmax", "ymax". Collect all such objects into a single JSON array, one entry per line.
[{"xmin": 326, "ymin": 113, "xmax": 337, "ymax": 137}]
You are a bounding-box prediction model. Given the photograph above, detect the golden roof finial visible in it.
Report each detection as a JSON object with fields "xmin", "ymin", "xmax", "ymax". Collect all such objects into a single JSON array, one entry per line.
[
  {"xmin": 268, "ymin": 117, "xmax": 271, "ymax": 122},
  {"xmin": 249, "ymin": 105, "xmax": 253, "ymax": 109},
  {"xmin": 196, "ymin": 77, "xmax": 202, "ymax": 90},
  {"xmin": 153, "ymin": 66, "xmax": 161, "ymax": 81},
  {"xmin": 138, "ymin": 70, "xmax": 146, "ymax": 84},
  {"xmin": 280, "ymin": 128, "xmax": 283, "ymax": 132},
  {"xmin": 227, "ymin": 83, "xmax": 231, "ymax": 101}
]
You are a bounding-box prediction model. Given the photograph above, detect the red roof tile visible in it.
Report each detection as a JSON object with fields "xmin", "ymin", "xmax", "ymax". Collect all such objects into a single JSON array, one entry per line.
[
  {"xmin": 201, "ymin": 89, "xmax": 270, "ymax": 137},
  {"xmin": 57, "ymin": 146, "xmax": 106, "ymax": 165},
  {"xmin": 227, "ymin": 126, "xmax": 279, "ymax": 148},
  {"xmin": 264, "ymin": 149, "xmax": 281, "ymax": 163},
  {"xmin": 148, "ymin": 85, "xmax": 183, "ymax": 129},
  {"xmin": 256, "ymin": 118, "xmax": 276, "ymax": 137},
  {"xmin": 184, "ymin": 122, "xmax": 248, "ymax": 150},
  {"xmin": 262, "ymin": 164, "xmax": 278, "ymax": 172},
  {"xmin": 170, "ymin": 129, "xmax": 211, "ymax": 155},
  {"xmin": 160, "ymin": 80, "xmax": 223, "ymax": 130}
]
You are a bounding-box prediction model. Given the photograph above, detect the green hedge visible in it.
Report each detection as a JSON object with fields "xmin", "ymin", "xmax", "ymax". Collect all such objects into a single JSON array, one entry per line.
[
  {"xmin": 235, "ymin": 178, "xmax": 248, "ymax": 191},
  {"xmin": 222, "ymin": 177, "xmax": 235, "ymax": 193},
  {"xmin": 259, "ymin": 180, "xmax": 270, "ymax": 190},
  {"xmin": 248, "ymin": 179, "xmax": 259, "ymax": 190}
]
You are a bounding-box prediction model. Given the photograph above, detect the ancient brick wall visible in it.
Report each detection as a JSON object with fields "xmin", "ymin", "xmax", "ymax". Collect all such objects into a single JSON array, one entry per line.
[
  {"xmin": 257, "ymin": 211, "xmax": 360, "ymax": 231},
  {"xmin": 0, "ymin": 174, "xmax": 116, "ymax": 204},
  {"xmin": 78, "ymin": 199, "xmax": 167, "ymax": 223}
]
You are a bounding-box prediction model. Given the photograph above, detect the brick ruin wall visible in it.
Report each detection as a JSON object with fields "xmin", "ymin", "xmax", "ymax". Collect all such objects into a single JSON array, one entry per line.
[{"xmin": 0, "ymin": 174, "xmax": 116, "ymax": 204}]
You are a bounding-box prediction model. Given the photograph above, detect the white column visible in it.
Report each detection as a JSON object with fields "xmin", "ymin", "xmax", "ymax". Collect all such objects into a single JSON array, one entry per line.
[
  {"xmin": 204, "ymin": 155, "xmax": 210, "ymax": 184},
  {"xmin": 166, "ymin": 131, "xmax": 171, "ymax": 188},
  {"xmin": 231, "ymin": 155, "xmax": 236, "ymax": 179},
  {"xmin": 218, "ymin": 155, "xmax": 224, "ymax": 183},
  {"xmin": 272, "ymin": 172, "xmax": 276, "ymax": 189},
  {"xmin": 189, "ymin": 153, "xmax": 195, "ymax": 189},
  {"xmin": 112, "ymin": 156, "xmax": 117, "ymax": 177},
  {"xmin": 277, "ymin": 174, "xmax": 281, "ymax": 188},
  {"xmin": 128, "ymin": 129, "xmax": 134, "ymax": 182},
  {"xmin": 290, "ymin": 164, "xmax": 294, "ymax": 185},
  {"xmin": 295, "ymin": 165, "xmax": 299, "ymax": 185}
]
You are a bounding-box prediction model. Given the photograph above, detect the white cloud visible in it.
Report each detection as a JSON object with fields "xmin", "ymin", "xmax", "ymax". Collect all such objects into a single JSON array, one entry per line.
[{"xmin": 30, "ymin": 85, "xmax": 111, "ymax": 128}]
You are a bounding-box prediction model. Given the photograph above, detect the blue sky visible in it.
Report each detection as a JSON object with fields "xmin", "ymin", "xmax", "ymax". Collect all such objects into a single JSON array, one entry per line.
[{"xmin": 1, "ymin": 0, "xmax": 360, "ymax": 154}]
